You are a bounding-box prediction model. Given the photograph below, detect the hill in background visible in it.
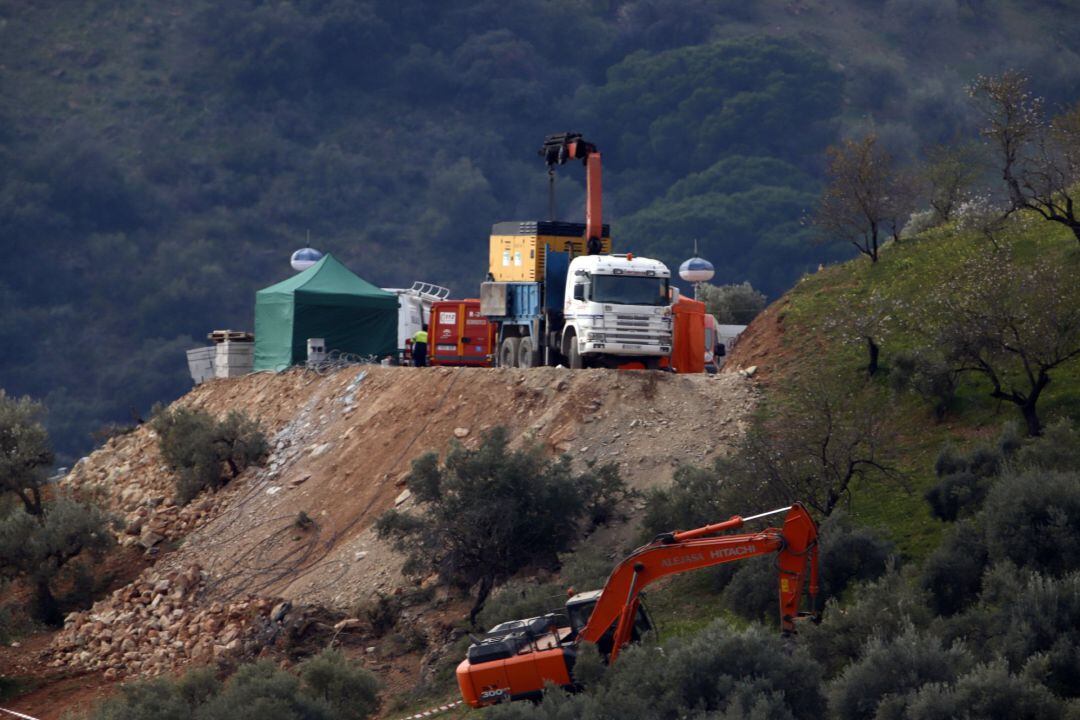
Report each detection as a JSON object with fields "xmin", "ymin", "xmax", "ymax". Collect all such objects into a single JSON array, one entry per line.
[{"xmin": 3, "ymin": 0, "xmax": 1080, "ymax": 461}]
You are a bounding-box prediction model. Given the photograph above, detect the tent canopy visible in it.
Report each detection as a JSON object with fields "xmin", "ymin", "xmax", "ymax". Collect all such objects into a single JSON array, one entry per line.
[{"xmin": 254, "ymin": 254, "xmax": 398, "ymax": 371}]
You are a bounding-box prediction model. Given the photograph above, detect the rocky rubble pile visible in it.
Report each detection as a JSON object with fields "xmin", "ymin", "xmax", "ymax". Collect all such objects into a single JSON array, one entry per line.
[
  {"xmin": 62, "ymin": 430, "xmax": 235, "ymax": 552},
  {"xmin": 47, "ymin": 563, "xmax": 278, "ymax": 680}
]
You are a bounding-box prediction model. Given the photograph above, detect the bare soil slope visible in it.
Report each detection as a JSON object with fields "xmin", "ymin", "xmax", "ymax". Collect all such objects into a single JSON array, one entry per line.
[{"xmin": 67, "ymin": 366, "xmax": 757, "ymax": 609}]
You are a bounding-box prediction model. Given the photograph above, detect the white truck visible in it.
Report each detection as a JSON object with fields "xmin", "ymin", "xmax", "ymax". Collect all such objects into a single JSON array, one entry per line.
[
  {"xmin": 561, "ymin": 252, "xmax": 673, "ymax": 368},
  {"xmin": 480, "ymin": 238, "xmax": 673, "ymax": 369}
]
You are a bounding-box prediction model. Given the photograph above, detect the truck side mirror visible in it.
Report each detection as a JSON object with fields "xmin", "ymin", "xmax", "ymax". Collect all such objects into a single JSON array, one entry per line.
[{"xmin": 573, "ymin": 284, "xmax": 585, "ymax": 301}]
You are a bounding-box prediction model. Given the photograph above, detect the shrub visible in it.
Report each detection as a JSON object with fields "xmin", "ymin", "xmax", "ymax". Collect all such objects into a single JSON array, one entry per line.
[
  {"xmin": 924, "ymin": 470, "xmax": 989, "ymax": 522},
  {"xmin": 944, "ymin": 565, "xmax": 1080, "ymax": 699},
  {"xmin": 152, "ymin": 407, "xmax": 267, "ymax": 505},
  {"xmin": 817, "ymin": 511, "xmax": 895, "ymax": 601},
  {"xmin": 721, "ymin": 555, "xmax": 776, "ymax": 623},
  {"xmin": 982, "ymin": 469, "xmax": 1080, "ymax": 577},
  {"xmin": 826, "ymin": 625, "xmax": 972, "ymax": 720},
  {"xmin": 925, "ymin": 425, "xmax": 1023, "ymax": 521},
  {"xmin": 695, "ymin": 282, "xmax": 768, "ymax": 325},
  {"xmin": 803, "ymin": 568, "xmax": 933, "ymax": 677},
  {"xmin": 901, "ymin": 208, "xmax": 940, "ymax": 238},
  {"xmin": 920, "ymin": 519, "xmax": 988, "ymax": 616},
  {"xmin": 477, "ymin": 542, "xmax": 618, "ymax": 630},
  {"xmin": 570, "ymin": 641, "xmax": 606, "ymax": 689},
  {"xmin": 609, "ymin": 623, "xmax": 826, "ymax": 720},
  {"xmin": 298, "ymin": 649, "xmax": 380, "ymax": 720},
  {"xmin": 487, "ymin": 623, "xmax": 825, "ymax": 720},
  {"xmin": 558, "ymin": 543, "xmax": 616, "ymax": 591},
  {"xmin": 889, "ymin": 350, "xmax": 960, "ymax": 419},
  {"xmin": 89, "ymin": 675, "xmax": 201, "ymax": 720},
  {"xmin": 641, "ymin": 459, "xmax": 748, "ymax": 538},
  {"xmin": 476, "ymin": 579, "xmax": 566, "ymax": 630},
  {"xmin": 188, "ymin": 660, "xmax": 327, "ymax": 720},
  {"xmin": 905, "ymin": 661, "xmax": 1066, "ymax": 720},
  {"xmin": 924, "ymin": 442, "xmax": 1004, "ymax": 521},
  {"xmin": 1012, "ymin": 418, "xmax": 1080, "ymax": 472},
  {"xmin": 0, "ymin": 495, "xmax": 114, "ymax": 624},
  {"xmin": 86, "ymin": 654, "xmax": 379, "ymax": 720}
]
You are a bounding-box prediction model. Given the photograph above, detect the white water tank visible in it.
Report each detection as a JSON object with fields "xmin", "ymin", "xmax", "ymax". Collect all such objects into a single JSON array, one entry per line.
[
  {"xmin": 678, "ymin": 256, "xmax": 715, "ymax": 284},
  {"xmin": 291, "ymin": 247, "xmax": 324, "ymax": 272}
]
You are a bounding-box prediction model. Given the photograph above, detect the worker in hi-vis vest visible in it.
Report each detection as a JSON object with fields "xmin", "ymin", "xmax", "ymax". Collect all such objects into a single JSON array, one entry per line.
[{"xmin": 412, "ymin": 324, "xmax": 429, "ymax": 367}]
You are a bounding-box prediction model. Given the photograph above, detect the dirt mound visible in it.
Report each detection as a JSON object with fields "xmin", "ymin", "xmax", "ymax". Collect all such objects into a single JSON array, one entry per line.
[
  {"xmin": 165, "ymin": 366, "xmax": 757, "ymax": 608},
  {"xmin": 723, "ymin": 296, "xmax": 792, "ymax": 382},
  {"xmin": 65, "ymin": 366, "xmax": 757, "ymax": 610}
]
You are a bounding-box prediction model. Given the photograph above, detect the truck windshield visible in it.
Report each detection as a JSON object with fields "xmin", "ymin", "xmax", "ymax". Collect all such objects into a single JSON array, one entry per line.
[{"xmin": 591, "ymin": 275, "xmax": 669, "ymax": 306}]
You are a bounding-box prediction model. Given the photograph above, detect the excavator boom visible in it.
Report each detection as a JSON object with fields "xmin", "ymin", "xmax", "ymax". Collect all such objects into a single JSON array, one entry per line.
[{"xmin": 580, "ymin": 503, "xmax": 819, "ymax": 660}]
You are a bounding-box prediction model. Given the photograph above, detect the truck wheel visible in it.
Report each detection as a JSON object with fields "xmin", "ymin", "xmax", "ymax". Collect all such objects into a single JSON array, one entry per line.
[
  {"xmin": 518, "ymin": 337, "xmax": 540, "ymax": 368},
  {"xmin": 499, "ymin": 337, "xmax": 521, "ymax": 368},
  {"xmin": 568, "ymin": 338, "xmax": 584, "ymax": 370}
]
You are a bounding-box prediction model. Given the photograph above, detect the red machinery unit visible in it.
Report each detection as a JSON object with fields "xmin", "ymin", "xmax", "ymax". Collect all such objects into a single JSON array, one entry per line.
[
  {"xmin": 668, "ymin": 296, "xmax": 706, "ymax": 373},
  {"xmin": 430, "ymin": 299, "xmax": 497, "ymax": 367}
]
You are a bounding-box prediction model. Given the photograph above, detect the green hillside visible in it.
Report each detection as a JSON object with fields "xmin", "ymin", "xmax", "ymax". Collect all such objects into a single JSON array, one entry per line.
[{"xmin": 735, "ymin": 205, "xmax": 1080, "ymax": 559}]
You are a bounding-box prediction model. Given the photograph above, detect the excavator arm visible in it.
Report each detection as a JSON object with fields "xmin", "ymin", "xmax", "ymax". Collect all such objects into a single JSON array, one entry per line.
[
  {"xmin": 540, "ymin": 132, "xmax": 603, "ymax": 252},
  {"xmin": 579, "ymin": 504, "xmax": 820, "ymax": 661}
]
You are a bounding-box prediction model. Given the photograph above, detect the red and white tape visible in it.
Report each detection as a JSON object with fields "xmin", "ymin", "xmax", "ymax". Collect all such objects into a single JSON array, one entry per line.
[
  {"xmin": 1, "ymin": 696, "xmax": 464, "ymax": 720},
  {"xmin": 0, "ymin": 707, "xmax": 42, "ymax": 720},
  {"xmin": 394, "ymin": 699, "xmax": 464, "ymax": 719}
]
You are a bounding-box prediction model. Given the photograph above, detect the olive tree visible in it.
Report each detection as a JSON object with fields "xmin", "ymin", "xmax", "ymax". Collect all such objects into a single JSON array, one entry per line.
[
  {"xmin": 931, "ymin": 249, "xmax": 1080, "ymax": 436},
  {"xmin": 376, "ymin": 427, "xmax": 629, "ymax": 623},
  {"xmin": 0, "ymin": 391, "xmax": 113, "ymax": 623}
]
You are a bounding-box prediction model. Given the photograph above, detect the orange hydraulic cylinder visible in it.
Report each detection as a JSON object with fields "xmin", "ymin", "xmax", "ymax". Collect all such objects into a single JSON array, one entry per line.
[
  {"xmin": 584, "ymin": 152, "xmax": 603, "ymax": 245},
  {"xmin": 670, "ymin": 297, "xmax": 706, "ymax": 373}
]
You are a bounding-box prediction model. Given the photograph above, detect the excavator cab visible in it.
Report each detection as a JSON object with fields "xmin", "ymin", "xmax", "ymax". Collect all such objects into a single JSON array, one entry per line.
[{"xmin": 566, "ymin": 589, "xmax": 653, "ymax": 658}]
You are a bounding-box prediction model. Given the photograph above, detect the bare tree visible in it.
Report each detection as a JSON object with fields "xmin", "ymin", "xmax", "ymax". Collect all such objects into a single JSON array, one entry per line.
[
  {"xmin": 822, "ymin": 290, "xmax": 895, "ymax": 376},
  {"xmin": 933, "ymin": 250, "xmax": 1080, "ymax": 436},
  {"xmin": 816, "ymin": 135, "xmax": 916, "ymax": 262},
  {"xmin": 923, "ymin": 142, "xmax": 982, "ymax": 222},
  {"xmin": 971, "ymin": 72, "xmax": 1080, "ymax": 243},
  {"xmin": 741, "ymin": 379, "xmax": 903, "ymax": 517}
]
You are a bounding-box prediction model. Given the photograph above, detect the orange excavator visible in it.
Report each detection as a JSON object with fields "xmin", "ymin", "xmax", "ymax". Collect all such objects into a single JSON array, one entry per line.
[{"xmin": 456, "ymin": 503, "xmax": 820, "ymax": 707}]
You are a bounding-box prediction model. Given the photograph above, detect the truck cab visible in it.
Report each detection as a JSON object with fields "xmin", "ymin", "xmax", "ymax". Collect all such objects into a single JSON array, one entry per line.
[{"xmin": 562, "ymin": 253, "xmax": 673, "ymax": 368}]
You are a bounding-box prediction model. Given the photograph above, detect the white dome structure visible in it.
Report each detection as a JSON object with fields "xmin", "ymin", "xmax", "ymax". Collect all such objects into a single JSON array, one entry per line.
[
  {"xmin": 678, "ymin": 256, "xmax": 715, "ymax": 284},
  {"xmin": 290, "ymin": 247, "xmax": 324, "ymax": 272}
]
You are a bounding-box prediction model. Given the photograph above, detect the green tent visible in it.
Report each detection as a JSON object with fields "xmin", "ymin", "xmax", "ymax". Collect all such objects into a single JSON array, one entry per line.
[{"xmin": 254, "ymin": 253, "xmax": 398, "ymax": 371}]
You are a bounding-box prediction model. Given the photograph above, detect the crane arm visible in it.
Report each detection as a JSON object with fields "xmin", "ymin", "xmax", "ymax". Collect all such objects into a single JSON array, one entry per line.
[
  {"xmin": 540, "ymin": 132, "xmax": 603, "ymax": 251},
  {"xmin": 578, "ymin": 504, "xmax": 819, "ymax": 661}
]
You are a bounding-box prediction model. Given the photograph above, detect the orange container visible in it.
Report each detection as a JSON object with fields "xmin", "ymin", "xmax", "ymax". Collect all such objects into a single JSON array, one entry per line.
[
  {"xmin": 669, "ymin": 297, "xmax": 706, "ymax": 373},
  {"xmin": 430, "ymin": 299, "xmax": 497, "ymax": 367}
]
